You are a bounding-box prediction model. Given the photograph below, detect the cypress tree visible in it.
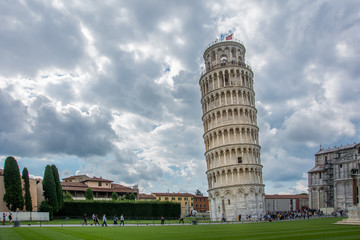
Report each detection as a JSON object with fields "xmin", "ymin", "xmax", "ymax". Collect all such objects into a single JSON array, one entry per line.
[
  {"xmin": 22, "ymin": 167, "xmax": 32, "ymax": 211},
  {"xmin": 51, "ymin": 165, "xmax": 63, "ymax": 210},
  {"xmin": 3, "ymin": 156, "xmax": 24, "ymax": 211},
  {"xmin": 43, "ymin": 165, "xmax": 58, "ymax": 212}
]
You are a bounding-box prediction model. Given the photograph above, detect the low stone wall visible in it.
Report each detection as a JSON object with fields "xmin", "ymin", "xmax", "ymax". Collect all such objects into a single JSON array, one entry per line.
[{"xmin": 1, "ymin": 212, "xmax": 49, "ymax": 221}]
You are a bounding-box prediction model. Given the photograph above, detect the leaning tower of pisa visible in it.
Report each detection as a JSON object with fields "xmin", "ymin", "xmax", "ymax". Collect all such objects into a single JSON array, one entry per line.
[{"xmin": 199, "ymin": 37, "xmax": 265, "ymax": 221}]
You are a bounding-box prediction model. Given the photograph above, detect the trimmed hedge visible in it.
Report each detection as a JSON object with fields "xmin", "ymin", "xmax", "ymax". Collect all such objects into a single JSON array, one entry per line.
[{"xmin": 56, "ymin": 200, "xmax": 180, "ymax": 218}]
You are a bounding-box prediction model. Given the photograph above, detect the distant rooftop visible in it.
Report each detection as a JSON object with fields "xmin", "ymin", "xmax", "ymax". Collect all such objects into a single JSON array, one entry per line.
[
  {"xmin": 152, "ymin": 192, "xmax": 195, "ymax": 197},
  {"xmin": 81, "ymin": 177, "xmax": 113, "ymax": 183}
]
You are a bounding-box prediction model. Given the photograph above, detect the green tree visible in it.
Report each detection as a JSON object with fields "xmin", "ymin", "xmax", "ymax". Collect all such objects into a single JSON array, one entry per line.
[
  {"xmin": 125, "ymin": 192, "xmax": 130, "ymax": 200},
  {"xmin": 22, "ymin": 167, "xmax": 32, "ymax": 211},
  {"xmin": 51, "ymin": 165, "xmax": 63, "ymax": 210},
  {"xmin": 63, "ymin": 191, "xmax": 73, "ymax": 201},
  {"xmin": 125, "ymin": 192, "xmax": 135, "ymax": 200},
  {"xmin": 129, "ymin": 192, "xmax": 135, "ymax": 200},
  {"xmin": 111, "ymin": 192, "xmax": 118, "ymax": 200},
  {"xmin": 43, "ymin": 165, "xmax": 58, "ymax": 212},
  {"xmin": 85, "ymin": 187, "xmax": 94, "ymax": 200},
  {"xmin": 3, "ymin": 156, "xmax": 24, "ymax": 211},
  {"xmin": 195, "ymin": 189, "xmax": 203, "ymax": 196}
]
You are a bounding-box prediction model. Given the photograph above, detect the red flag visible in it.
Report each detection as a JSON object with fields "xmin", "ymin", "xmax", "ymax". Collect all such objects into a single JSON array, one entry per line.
[{"xmin": 225, "ymin": 33, "xmax": 233, "ymax": 40}]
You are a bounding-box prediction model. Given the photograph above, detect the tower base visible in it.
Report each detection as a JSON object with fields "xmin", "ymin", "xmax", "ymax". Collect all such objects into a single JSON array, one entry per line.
[{"xmin": 208, "ymin": 186, "xmax": 265, "ymax": 221}]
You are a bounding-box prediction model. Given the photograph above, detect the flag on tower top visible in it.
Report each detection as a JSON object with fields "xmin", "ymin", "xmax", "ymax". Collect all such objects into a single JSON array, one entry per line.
[{"xmin": 225, "ymin": 33, "xmax": 233, "ymax": 40}]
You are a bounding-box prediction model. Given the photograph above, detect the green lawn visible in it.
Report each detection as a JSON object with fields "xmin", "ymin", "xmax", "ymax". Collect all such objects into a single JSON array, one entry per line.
[{"xmin": 1, "ymin": 217, "xmax": 359, "ymax": 240}]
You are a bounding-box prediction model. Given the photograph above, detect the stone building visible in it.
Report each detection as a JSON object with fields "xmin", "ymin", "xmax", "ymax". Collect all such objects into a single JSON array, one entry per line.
[
  {"xmin": 199, "ymin": 37, "xmax": 265, "ymax": 221},
  {"xmin": 265, "ymin": 195, "xmax": 308, "ymax": 212},
  {"xmin": 138, "ymin": 193, "xmax": 156, "ymax": 201},
  {"xmin": 193, "ymin": 195, "xmax": 209, "ymax": 213},
  {"xmin": 151, "ymin": 192, "xmax": 195, "ymax": 216},
  {"xmin": 0, "ymin": 169, "xmax": 43, "ymax": 212},
  {"xmin": 61, "ymin": 175, "xmax": 139, "ymax": 200},
  {"xmin": 308, "ymin": 143, "xmax": 360, "ymax": 212}
]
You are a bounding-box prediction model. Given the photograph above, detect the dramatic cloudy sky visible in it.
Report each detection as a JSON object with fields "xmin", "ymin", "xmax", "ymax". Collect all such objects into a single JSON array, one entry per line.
[{"xmin": 1, "ymin": 0, "xmax": 359, "ymax": 195}]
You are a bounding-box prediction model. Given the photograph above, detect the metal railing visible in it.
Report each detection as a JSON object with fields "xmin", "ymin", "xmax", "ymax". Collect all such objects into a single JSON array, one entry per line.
[{"xmin": 204, "ymin": 38, "xmax": 245, "ymax": 51}]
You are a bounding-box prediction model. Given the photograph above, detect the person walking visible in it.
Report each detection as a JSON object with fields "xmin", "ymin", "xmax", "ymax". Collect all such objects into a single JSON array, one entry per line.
[
  {"xmin": 91, "ymin": 213, "xmax": 95, "ymax": 225},
  {"xmin": 120, "ymin": 214, "xmax": 125, "ymax": 226},
  {"xmin": 102, "ymin": 214, "xmax": 107, "ymax": 227},
  {"xmin": 82, "ymin": 213, "xmax": 88, "ymax": 226},
  {"xmin": 95, "ymin": 214, "xmax": 100, "ymax": 226},
  {"xmin": 3, "ymin": 213, "xmax": 7, "ymax": 225},
  {"xmin": 8, "ymin": 213, "xmax": 12, "ymax": 225},
  {"xmin": 179, "ymin": 215, "xmax": 184, "ymax": 224},
  {"xmin": 221, "ymin": 214, "xmax": 226, "ymax": 223}
]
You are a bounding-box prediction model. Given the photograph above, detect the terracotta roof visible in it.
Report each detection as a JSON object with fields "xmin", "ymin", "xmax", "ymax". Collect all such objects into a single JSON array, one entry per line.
[
  {"xmin": 111, "ymin": 183, "xmax": 135, "ymax": 191},
  {"xmin": 61, "ymin": 182, "xmax": 87, "ymax": 188},
  {"xmin": 152, "ymin": 193, "xmax": 195, "ymax": 197},
  {"xmin": 81, "ymin": 177, "xmax": 113, "ymax": 183},
  {"xmin": 265, "ymin": 194, "xmax": 308, "ymax": 199},
  {"xmin": 61, "ymin": 186, "xmax": 87, "ymax": 192},
  {"xmin": 193, "ymin": 195, "xmax": 208, "ymax": 198},
  {"xmin": 139, "ymin": 193, "xmax": 156, "ymax": 199},
  {"xmin": 89, "ymin": 187, "xmax": 134, "ymax": 193}
]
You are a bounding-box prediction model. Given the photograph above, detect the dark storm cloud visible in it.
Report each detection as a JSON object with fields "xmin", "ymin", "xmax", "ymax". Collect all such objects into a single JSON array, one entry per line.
[
  {"xmin": 75, "ymin": 0, "xmax": 213, "ymax": 121},
  {"xmin": 0, "ymin": 1, "xmax": 85, "ymax": 77},
  {"xmin": 0, "ymin": 89, "xmax": 34, "ymax": 155},
  {"xmin": 0, "ymin": 90, "xmax": 117, "ymax": 157},
  {"xmin": 31, "ymin": 95, "xmax": 117, "ymax": 157}
]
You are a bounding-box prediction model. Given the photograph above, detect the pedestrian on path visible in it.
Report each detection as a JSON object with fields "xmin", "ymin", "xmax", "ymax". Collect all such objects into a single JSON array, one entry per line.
[
  {"xmin": 2, "ymin": 213, "xmax": 7, "ymax": 225},
  {"xmin": 102, "ymin": 214, "xmax": 107, "ymax": 227},
  {"xmin": 82, "ymin": 213, "xmax": 88, "ymax": 226},
  {"xmin": 8, "ymin": 213, "xmax": 12, "ymax": 225},
  {"xmin": 120, "ymin": 214, "xmax": 125, "ymax": 226},
  {"xmin": 179, "ymin": 215, "xmax": 184, "ymax": 224}
]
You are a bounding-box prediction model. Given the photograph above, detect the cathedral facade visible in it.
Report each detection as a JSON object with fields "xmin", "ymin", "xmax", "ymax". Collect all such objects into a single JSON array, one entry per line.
[
  {"xmin": 308, "ymin": 143, "xmax": 360, "ymax": 212},
  {"xmin": 199, "ymin": 38, "xmax": 265, "ymax": 220}
]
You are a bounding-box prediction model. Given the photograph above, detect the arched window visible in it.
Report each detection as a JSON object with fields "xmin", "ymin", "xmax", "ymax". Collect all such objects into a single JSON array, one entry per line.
[{"xmin": 220, "ymin": 55, "xmax": 228, "ymax": 66}]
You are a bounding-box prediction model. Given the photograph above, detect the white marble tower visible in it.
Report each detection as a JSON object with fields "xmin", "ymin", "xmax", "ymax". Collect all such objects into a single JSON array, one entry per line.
[{"xmin": 199, "ymin": 37, "xmax": 265, "ymax": 221}]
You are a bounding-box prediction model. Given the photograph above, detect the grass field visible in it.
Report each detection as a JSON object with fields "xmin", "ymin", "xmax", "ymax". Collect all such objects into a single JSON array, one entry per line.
[{"xmin": 1, "ymin": 217, "xmax": 359, "ymax": 240}]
